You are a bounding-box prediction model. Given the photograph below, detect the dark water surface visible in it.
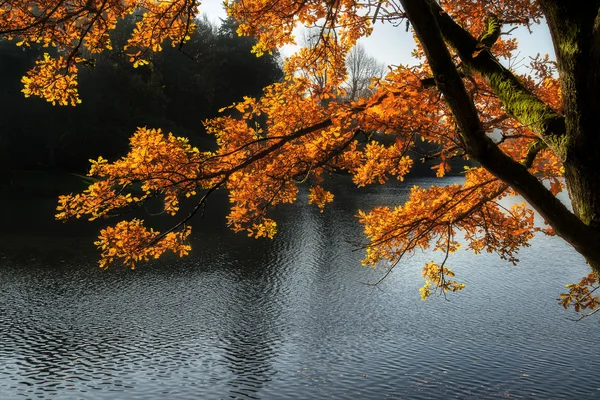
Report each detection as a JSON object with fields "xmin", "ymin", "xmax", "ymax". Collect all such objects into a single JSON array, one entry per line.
[{"xmin": 0, "ymin": 177, "xmax": 599, "ymax": 399}]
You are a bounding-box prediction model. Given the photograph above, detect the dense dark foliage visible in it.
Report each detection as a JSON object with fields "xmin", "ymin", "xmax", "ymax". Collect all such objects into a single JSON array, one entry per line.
[{"xmin": 0, "ymin": 16, "xmax": 283, "ymax": 173}]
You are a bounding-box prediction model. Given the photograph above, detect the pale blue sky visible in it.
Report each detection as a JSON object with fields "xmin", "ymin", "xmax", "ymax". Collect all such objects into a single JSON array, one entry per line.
[{"xmin": 198, "ymin": 1, "xmax": 555, "ymax": 70}]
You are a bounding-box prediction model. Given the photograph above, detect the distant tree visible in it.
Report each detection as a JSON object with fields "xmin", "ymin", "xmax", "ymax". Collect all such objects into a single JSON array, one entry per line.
[
  {"xmin": 213, "ymin": 17, "xmax": 283, "ymax": 110},
  {"xmin": 3, "ymin": 0, "xmax": 600, "ymax": 320},
  {"xmin": 299, "ymin": 30, "xmax": 383, "ymax": 100},
  {"xmin": 344, "ymin": 44, "xmax": 385, "ymax": 101}
]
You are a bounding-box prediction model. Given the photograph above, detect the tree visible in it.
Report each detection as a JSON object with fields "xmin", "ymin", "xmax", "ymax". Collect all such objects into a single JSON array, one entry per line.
[
  {"xmin": 2, "ymin": 0, "xmax": 600, "ymax": 319},
  {"xmin": 300, "ymin": 30, "xmax": 383, "ymax": 100},
  {"xmin": 344, "ymin": 44, "xmax": 385, "ymax": 101}
]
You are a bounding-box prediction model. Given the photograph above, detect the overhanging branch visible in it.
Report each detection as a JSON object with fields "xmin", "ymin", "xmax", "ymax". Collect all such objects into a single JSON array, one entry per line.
[{"xmin": 399, "ymin": 0, "xmax": 600, "ymax": 269}]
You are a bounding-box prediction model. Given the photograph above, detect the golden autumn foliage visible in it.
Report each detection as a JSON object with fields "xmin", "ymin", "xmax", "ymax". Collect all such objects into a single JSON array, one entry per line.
[
  {"xmin": 3, "ymin": 0, "xmax": 599, "ymax": 320},
  {"xmin": 2, "ymin": 0, "xmax": 197, "ymax": 105}
]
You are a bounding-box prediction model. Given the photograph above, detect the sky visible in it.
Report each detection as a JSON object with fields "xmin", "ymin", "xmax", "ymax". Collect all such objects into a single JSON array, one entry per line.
[{"xmin": 198, "ymin": 1, "xmax": 556, "ymax": 70}]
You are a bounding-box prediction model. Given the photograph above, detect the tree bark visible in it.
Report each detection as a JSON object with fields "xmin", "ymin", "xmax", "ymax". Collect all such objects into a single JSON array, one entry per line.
[{"xmin": 540, "ymin": 1, "xmax": 600, "ymax": 231}]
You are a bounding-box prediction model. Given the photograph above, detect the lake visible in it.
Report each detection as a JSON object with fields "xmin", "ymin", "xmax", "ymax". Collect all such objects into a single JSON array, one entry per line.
[{"xmin": 0, "ymin": 176, "xmax": 598, "ymax": 399}]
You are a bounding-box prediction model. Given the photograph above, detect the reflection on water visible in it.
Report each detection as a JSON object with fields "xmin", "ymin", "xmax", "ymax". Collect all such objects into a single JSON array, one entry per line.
[{"xmin": 1, "ymin": 177, "xmax": 599, "ymax": 399}]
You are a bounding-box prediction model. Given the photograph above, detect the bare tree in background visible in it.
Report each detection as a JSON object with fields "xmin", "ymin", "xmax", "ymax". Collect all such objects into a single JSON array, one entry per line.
[
  {"xmin": 344, "ymin": 44, "xmax": 385, "ymax": 100},
  {"xmin": 301, "ymin": 31, "xmax": 384, "ymax": 100}
]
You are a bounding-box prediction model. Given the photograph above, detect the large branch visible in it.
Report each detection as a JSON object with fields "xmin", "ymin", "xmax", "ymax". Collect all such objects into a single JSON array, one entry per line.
[
  {"xmin": 399, "ymin": 0, "xmax": 600, "ymax": 269},
  {"xmin": 425, "ymin": 0, "xmax": 567, "ymax": 159}
]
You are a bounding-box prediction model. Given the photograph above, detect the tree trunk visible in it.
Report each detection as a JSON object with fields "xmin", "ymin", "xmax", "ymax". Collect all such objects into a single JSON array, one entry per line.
[{"xmin": 541, "ymin": 1, "xmax": 600, "ymax": 233}]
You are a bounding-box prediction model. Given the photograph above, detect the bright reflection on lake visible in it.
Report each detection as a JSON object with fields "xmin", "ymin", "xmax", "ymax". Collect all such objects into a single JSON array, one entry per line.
[{"xmin": 0, "ymin": 177, "xmax": 599, "ymax": 399}]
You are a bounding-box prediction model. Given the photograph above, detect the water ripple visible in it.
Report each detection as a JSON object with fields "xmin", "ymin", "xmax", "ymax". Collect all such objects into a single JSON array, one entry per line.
[{"xmin": 1, "ymin": 179, "xmax": 599, "ymax": 399}]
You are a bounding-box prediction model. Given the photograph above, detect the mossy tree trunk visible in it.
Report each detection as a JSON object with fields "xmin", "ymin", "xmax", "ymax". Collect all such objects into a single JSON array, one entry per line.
[{"xmin": 541, "ymin": 1, "xmax": 600, "ymax": 231}]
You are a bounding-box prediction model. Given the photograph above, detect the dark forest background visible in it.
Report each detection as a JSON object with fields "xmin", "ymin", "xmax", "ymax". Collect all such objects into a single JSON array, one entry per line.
[{"xmin": 0, "ymin": 17, "xmax": 282, "ymax": 175}]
